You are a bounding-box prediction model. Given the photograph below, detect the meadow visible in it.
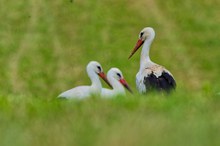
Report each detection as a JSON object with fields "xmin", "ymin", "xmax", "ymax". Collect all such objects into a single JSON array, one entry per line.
[{"xmin": 0, "ymin": 0, "xmax": 220, "ymax": 145}]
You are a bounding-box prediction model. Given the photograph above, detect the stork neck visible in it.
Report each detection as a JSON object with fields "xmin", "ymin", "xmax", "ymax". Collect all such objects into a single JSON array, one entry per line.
[
  {"xmin": 108, "ymin": 76, "xmax": 125, "ymax": 94},
  {"xmin": 140, "ymin": 40, "xmax": 152, "ymax": 70},
  {"xmin": 88, "ymin": 71, "xmax": 102, "ymax": 93}
]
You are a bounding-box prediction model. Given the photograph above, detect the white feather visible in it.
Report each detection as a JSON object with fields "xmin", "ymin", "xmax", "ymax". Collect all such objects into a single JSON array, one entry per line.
[
  {"xmin": 101, "ymin": 68, "xmax": 126, "ymax": 98},
  {"xmin": 58, "ymin": 61, "xmax": 104, "ymax": 99}
]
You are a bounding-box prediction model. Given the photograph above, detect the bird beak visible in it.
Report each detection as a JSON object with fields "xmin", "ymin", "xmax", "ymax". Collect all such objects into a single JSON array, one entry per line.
[
  {"xmin": 128, "ymin": 39, "xmax": 144, "ymax": 59},
  {"xmin": 119, "ymin": 79, "xmax": 133, "ymax": 94},
  {"xmin": 98, "ymin": 72, "xmax": 113, "ymax": 88}
]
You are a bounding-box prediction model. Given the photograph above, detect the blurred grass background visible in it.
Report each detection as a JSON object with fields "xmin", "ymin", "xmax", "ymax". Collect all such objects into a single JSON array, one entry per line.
[{"xmin": 0, "ymin": 0, "xmax": 220, "ymax": 145}]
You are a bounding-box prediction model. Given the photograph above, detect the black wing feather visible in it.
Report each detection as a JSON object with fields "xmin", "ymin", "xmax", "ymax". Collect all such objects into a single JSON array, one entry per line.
[
  {"xmin": 158, "ymin": 77, "xmax": 170, "ymax": 91},
  {"xmin": 143, "ymin": 71, "xmax": 176, "ymax": 93},
  {"xmin": 161, "ymin": 72, "xmax": 176, "ymax": 88},
  {"xmin": 144, "ymin": 73, "xmax": 159, "ymax": 91}
]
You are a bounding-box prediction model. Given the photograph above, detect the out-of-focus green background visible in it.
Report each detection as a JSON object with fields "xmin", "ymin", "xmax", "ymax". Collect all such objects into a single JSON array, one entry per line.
[{"xmin": 0, "ymin": 0, "xmax": 220, "ymax": 145}]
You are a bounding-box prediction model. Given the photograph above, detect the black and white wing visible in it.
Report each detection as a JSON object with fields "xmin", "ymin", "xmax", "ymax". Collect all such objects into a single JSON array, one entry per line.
[{"xmin": 137, "ymin": 66, "xmax": 176, "ymax": 93}]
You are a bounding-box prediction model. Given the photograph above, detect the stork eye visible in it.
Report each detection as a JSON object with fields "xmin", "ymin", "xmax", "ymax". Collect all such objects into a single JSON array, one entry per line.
[
  {"xmin": 116, "ymin": 73, "xmax": 121, "ymax": 78},
  {"xmin": 140, "ymin": 32, "xmax": 144, "ymax": 37},
  {"xmin": 97, "ymin": 66, "xmax": 101, "ymax": 71}
]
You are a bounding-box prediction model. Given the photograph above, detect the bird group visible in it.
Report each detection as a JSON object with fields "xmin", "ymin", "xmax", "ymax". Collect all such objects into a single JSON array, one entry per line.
[
  {"xmin": 58, "ymin": 61, "xmax": 132, "ymax": 99},
  {"xmin": 58, "ymin": 27, "xmax": 176, "ymax": 99}
]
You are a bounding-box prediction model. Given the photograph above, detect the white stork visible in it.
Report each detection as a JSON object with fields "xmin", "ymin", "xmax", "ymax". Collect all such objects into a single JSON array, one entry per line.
[
  {"xmin": 58, "ymin": 61, "xmax": 111, "ymax": 99},
  {"xmin": 128, "ymin": 27, "xmax": 176, "ymax": 93},
  {"xmin": 101, "ymin": 68, "xmax": 132, "ymax": 98}
]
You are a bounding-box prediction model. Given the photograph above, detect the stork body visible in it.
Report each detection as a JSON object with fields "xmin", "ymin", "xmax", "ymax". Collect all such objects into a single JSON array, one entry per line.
[
  {"xmin": 58, "ymin": 61, "xmax": 111, "ymax": 99},
  {"xmin": 101, "ymin": 68, "xmax": 132, "ymax": 98},
  {"xmin": 129, "ymin": 27, "xmax": 176, "ymax": 93}
]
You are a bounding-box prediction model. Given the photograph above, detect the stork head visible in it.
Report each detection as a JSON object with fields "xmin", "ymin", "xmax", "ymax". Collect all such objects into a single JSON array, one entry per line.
[
  {"xmin": 128, "ymin": 27, "xmax": 155, "ymax": 59},
  {"xmin": 87, "ymin": 61, "xmax": 112, "ymax": 88},
  {"xmin": 107, "ymin": 68, "xmax": 133, "ymax": 94}
]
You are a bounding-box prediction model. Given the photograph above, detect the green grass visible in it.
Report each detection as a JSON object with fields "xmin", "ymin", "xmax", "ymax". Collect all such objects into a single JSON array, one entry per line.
[{"xmin": 0, "ymin": 0, "xmax": 220, "ymax": 145}]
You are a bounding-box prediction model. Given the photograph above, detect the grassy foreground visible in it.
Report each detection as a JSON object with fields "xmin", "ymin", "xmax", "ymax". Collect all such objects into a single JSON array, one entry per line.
[
  {"xmin": 0, "ymin": 92, "xmax": 220, "ymax": 146},
  {"xmin": 0, "ymin": 0, "xmax": 220, "ymax": 145}
]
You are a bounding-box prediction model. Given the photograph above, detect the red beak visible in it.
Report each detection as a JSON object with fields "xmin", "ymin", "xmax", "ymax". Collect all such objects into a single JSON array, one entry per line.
[
  {"xmin": 119, "ymin": 79, "xmax": 133, "ymax": 94},
  {"xmin": 98, "ymin": 72, "xmax": 112, "ymax": 88},
  {"xmin": 128, "ymin": 39, "xmax": 144, "ymax": 59}
]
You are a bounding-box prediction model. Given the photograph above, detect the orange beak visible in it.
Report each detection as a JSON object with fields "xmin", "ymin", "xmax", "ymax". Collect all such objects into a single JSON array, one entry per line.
[
  {"xmin": 119, "ymin": 79, "xmax": 133, "ymax": 94},
  {"xmin": 98, "ymin": 72, "xmax": 112, "ymax": 88},
  {"xmin": 128, "ymin": 39, "xmax": 144, "ymax": 59}
]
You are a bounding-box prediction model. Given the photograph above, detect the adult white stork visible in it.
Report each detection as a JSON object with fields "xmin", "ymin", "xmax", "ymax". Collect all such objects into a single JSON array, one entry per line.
[
  {"xmin": 58, "ymin": 61, "xmax": 111, "ymax": 99},
  {"xmin": 128, "ymin": 27, "xmax": 176, "ymax": 93},
  {"xmin": 101, "ymin": 68, "xmax": 132, "ymax": 98}
]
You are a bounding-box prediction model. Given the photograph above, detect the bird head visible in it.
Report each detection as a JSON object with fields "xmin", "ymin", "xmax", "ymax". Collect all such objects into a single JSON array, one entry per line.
[
  {"xmin": 87, "ymin": 61, "xmax": 112, "ymax": 88},
  {"xmin": 108, "ymin": 68, "xmax": 133, "ymax": 94},
  {"xmin": 128, "ymin": 27, "xmax": 155, "ymax": 59}
]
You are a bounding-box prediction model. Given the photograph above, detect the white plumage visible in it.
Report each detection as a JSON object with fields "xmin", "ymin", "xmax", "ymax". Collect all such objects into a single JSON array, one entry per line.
[
  {"xmin": 58, "ymin": 61, "xmax": 111, "ymax": 99},
  {"xmin": 101, "ymin": 68, "xmax": 132, "ymax": 98}
]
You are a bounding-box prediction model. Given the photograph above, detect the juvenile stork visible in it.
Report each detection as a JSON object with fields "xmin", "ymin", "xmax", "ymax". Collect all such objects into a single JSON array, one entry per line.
[
  {"xmin": 58, "ymin": 61, "xmax": 111, "ymax": 99},
  {"xmin": 128, "ymin": 27, "xmax": 176, "ymax": 93},
  {"xmin": 101, "ymin": 68, "xmax": 132, "ymax": 98}
]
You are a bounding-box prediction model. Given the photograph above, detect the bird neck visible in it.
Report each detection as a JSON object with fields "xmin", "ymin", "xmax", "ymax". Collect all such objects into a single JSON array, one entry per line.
[
  {"xmin": 108, "ymin": 76, "xmax": 125, "ymax": 94},
  {"xmin": 140, "ymin": 39, "xmax": 153, "ymax": 70},
  {"xmin": 88, "ymin": 71, "xmax": 102, "ymax": 93}
]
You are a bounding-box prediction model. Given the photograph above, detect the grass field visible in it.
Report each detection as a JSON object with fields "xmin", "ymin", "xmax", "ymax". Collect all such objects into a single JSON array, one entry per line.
[{"xmin": 0, "ymin": 0, "xmax": 220, "ymax": 145}]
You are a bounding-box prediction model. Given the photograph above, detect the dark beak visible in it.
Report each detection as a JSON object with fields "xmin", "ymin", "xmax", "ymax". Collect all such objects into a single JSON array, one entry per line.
[{"xmin": 128, "ymin": 39, "xmax": 144, "ymax": 59}]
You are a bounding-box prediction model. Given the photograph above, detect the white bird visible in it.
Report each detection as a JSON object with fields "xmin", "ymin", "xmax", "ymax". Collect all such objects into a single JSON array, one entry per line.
[
  {"xmin": 128, "ymin": 27, "xmax": 176, "ymax": 94},
  {"xmin": 101, "ymin": 68, "xmax": 132, "ymax": 98},
  {"xmin": 58, "ymin": 61, "xmax": 111, "ymax": 99}
]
